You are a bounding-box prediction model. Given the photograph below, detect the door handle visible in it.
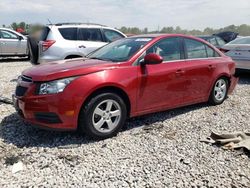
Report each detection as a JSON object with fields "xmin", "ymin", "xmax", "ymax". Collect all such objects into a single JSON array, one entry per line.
[
  {"xmin": 78, "ymin": 45, "xmax": 86, "ymax": 48},
  {"xmin": 208, "ymin": 65, "xmax": 216, "ymax": 70},
  {"xmin": 175, "ymin": 69, "xmax": 185, "ymax": 76}
]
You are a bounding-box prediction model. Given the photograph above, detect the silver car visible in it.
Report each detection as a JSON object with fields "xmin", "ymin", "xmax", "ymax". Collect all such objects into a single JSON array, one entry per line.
[
  {"xmin": 0, "ymin": 28, "xmax": 29, "ymax": 57},
  {"xmin": 37, "ymin": 23, "xmax": 126, "ymax": 64},
  {"xmin": 222, "ymin": 37, "xmax": 250, "ymax": 70}
]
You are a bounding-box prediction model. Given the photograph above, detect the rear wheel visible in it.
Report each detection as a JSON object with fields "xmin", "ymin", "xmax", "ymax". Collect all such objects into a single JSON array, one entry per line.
[
  {"xmin": 209, "ymin": 77, "xmax": 229, "ymax": 105},
  {"xmin": 79, "ymin": 93, "xmax": 127, "ymax": 139}
]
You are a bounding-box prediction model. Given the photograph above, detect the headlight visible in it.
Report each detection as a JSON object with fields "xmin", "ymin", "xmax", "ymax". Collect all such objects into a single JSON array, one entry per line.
[{"xmin": 38, "ymin": 77, "xmax": 77, "ymax": 95}]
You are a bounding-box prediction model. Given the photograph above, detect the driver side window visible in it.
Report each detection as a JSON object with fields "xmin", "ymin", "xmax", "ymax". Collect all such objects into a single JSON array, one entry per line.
[
  {"xmin": 0, "ymin": 30, "xmax": 18, "ymax": 39},
  {"xmin": 146, "ymin": 37, "xmax": 182, "ymax": 62}
]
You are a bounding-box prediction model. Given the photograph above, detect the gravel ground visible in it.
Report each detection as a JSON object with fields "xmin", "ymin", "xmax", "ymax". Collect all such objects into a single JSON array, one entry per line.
[{"xmin": 0, "ymin": 59, "xmax": 249, "ymax": 187}]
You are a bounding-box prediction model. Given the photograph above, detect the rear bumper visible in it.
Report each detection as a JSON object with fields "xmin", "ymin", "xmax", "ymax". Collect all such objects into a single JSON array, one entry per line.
[
  {"xmin": 228, "ymin": 76, "xmax": 239, "ymax": 94},
  {"xmin": 232, "ymin": 59, "xmax": 250, "ymax": 70}
]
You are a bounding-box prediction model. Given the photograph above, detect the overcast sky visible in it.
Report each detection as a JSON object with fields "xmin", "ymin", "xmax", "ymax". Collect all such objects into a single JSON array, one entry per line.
[{"xmin": 0, "ymin": 0, "xmax": 250, "ymax": 30}]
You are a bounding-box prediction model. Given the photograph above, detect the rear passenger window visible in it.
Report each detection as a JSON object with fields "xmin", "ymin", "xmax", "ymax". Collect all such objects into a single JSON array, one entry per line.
[
  {"xmin": 78, "ymin": 28, "xmax": 103, "ymax": 42},
  {"xmin": 205, "ymin": 46, "xmax": 220, "ymax": 57},
  {"xmin": 185, "ymin": 38, "xmax": 220, "ymax": 59},
  {"xmin": 146, "ymin": 37, "xmax": 182, "ymax": 61},
  {"xmin": 103, "ymin": 29, "xmax": 124, "ymax": 42},
  {"xmin": 185, "ymin": 39, "xmax": 207, "ymax": 59},
  {"xmin": 59, "ymin": 28, "xmax": 77, "ymax": 40}
]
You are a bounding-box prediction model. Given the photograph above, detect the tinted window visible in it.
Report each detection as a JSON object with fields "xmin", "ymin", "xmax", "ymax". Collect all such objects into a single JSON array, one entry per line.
[
  {"xmin": 208, "ymin": 37, "xmax": 218, "ymax": 46},
  {"xmin": 40, "ymin": 27, "xmax": 50, "ymax": 41},
  {"xmin": 103, "ymin": 29, "xmax": 124, "ymax": 42},
  {"xmin": 146, "ymin": 37, "xmax": 182, "ymax": 61},
  {"xmin": 0, "ymin": 30, "xmax": 18, "ymax": 39},
  {"xmin": 205, "ymin": 46, "xmax": 219, "ymax": 57},
  {"xmin": 78, "ymin": 28, "xmax": 103, "ymax": 42},
  {"xmin": 59, "ymin": 28, "xmax": 77, "ymax": 40},
  {"xmin": 216, "ymin": 37, "xmax": 226, "ymax": 46},
  {"xmin": 185, "ymin": 39, "xmax": 207, "ymax": 59}
]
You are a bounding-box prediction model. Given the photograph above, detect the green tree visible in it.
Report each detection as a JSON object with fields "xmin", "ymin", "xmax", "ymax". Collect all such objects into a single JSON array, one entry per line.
[{"xmin": 11, "ymin": 22, "xmax": 18, "ymax": 30}]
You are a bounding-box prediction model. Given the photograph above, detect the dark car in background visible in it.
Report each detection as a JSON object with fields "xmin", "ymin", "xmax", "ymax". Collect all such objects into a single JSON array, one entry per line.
[
  {"xmin": 214, "ymin": 31, "xmax": 238, "ymax": 43},
  {"xmin": 198, "ymin": 35, "xmax": 226, "ymax": 49}
]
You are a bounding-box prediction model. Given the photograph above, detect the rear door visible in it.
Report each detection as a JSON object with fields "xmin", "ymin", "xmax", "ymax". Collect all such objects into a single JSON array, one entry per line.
[
  {"xmin": 76, "ymin": 28, "xmax": 107, "ymax": 56},
  {"xmin": 183, "ymin": 38, "xmax": 220, "ymax": 103}
]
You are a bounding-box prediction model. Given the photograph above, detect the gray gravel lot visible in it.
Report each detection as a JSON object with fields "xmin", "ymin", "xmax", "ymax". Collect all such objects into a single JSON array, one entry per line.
[{"xmin": 0, "ymin": 59, "xmax": 250, "ymax": 187}]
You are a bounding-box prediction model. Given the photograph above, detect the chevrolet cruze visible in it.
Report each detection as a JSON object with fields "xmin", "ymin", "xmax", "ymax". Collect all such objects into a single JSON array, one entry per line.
[{"xmin": 13, "ymin": 34, "xmax": 238, "ymax": 139}]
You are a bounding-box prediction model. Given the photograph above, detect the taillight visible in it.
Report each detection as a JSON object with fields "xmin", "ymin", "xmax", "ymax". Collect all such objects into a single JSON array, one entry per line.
[
  {"xmin": 42, "ymin": 40, "xmax": 56, "ymax": 51},
  {"xmin": 219, "ymin": 48, "xmax": 229, "ymax": 53}
]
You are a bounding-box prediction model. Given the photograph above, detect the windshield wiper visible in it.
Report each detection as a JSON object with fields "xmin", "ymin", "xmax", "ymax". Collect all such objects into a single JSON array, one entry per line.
[{"xmin": 89, "ymin": 57, "xmax": 114, "ymax": 62}]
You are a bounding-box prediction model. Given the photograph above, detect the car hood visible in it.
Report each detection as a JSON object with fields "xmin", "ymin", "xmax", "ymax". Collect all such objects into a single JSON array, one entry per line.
[{"xmin": 22, "ymin": 58, "xmax": 120, "ymax": 82}]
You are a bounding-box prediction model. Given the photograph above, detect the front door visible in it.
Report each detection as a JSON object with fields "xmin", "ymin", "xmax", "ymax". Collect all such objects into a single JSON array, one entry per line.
[
  {"xmin": 0, "ymin": 29, "xmax": 19, "ymax": 55},
  {"xmin": 136, "ymin": 37, "xmax": 187, "ymax": 113}
]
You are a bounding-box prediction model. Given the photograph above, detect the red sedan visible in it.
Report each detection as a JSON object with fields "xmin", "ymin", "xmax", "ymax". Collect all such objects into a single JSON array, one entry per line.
[{"xmin": 13, "ymin": 34, "xmax": 238, "ymax": 139}]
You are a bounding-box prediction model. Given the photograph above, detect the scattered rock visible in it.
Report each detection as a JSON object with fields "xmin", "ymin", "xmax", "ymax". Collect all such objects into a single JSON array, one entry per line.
[{"xmin": 12, "ymin": 161, "xmax": 24, "ymax": 174}]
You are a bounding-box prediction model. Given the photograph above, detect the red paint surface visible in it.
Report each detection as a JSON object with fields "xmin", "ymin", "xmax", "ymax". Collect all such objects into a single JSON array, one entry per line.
[{"xmin": 15, "ymin": 34, "xmax": 238, "ymax": 130}]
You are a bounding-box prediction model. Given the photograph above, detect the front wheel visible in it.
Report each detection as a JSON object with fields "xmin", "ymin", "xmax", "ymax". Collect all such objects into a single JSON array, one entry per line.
[
  {"xmin": 79, "ymin": 93, "xmax": 127, "ymax": 139},
  {"xmin": 209, "ymin": 77, "xmax": 229, "ymax": 105}
]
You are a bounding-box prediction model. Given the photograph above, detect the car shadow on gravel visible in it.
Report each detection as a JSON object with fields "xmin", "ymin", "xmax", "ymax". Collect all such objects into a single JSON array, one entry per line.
[
  {"xmin": 125, "ymin": 102, "xmax": 210, "ymax": 131},
  {"xmin": 0, "ymin": 57, "xmax": 29, "ymax": 63},
  {"xmin": 0, "ymin": 112, "xmax": 93, "ymax": 148},
  {"xmin": 237, "ymin": 70, "xmax": 250, "ymax": 85},
  {"xmin": 0, "ymin": 102, "xmax": 210, "ymax": 148}
]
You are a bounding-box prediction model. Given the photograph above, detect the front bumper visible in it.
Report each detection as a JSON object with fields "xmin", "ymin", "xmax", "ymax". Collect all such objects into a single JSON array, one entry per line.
[{"xmin": 13, "ymin": 93, "xmax": 79, "ymax": 131}]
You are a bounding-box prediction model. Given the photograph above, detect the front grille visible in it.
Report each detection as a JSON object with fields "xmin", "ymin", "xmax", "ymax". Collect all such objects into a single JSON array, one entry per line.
[
  {"xmin": 34, "ymin": 112, "xmax": 62, "ymax": 124},
  {"xmin": 21, "ymin": 75, "xmax": 32, "ymax": 82},
  {"xmin": 15, "ymin": 86, "xmax": 28, "ymax": 97}
]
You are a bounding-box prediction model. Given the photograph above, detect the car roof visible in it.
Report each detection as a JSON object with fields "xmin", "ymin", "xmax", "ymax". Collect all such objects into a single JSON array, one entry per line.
[
  {"xmin": 0, "ymin": 28, "xmax": 26, "ymax": 37},
  {"xmin": 128, "ymin": 33, "xmax": 198, "ymax": 39},
  {"xmin": 0, "ymin": 28, "xmax": 15, "ymax": 31},
  {"xmin": 48, "ymin": 23, "xmax": 107, "ymax": 28}
]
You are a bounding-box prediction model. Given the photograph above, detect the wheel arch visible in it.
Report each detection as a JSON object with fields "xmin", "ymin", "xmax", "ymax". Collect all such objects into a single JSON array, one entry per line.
[
  {"xmin": 79, "ymin": 86, "xmax": 131, "ymax": 120},
  {"xmin": 64, "ymin": 54, "xmax": 83, "ymax": 59},
  {"xmin": 208, "ymin": 73, "xmax": 231, "ymax": 100}
]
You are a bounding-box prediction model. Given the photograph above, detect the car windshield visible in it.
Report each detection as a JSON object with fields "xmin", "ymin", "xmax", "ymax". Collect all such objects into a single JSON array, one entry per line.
[
  {"xmin": 228, "ymin": 37, "xmax": 250, "ymax": 45},
  {"xmin": 87, "ymin": 37, "xmax": 153, "ymax": 62}
]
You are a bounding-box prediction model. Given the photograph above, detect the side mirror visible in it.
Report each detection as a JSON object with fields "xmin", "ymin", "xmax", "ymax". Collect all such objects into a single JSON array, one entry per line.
[
  {"xmin": 18, "ymin": 36, "xmax": 23, "ymax": 40},
  {"xmin": 141, "ymin": 53, "xmax": 163, "ymax": 66}
]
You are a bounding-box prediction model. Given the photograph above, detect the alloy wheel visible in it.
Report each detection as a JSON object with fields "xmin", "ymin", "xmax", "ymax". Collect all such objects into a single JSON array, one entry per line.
[
  {"xmin": 214, "ymin": 79, "xmax": 227, "ymax": 101},
  {"xmin": 92, "ymin": 99, "xmax": 121, "ymax": 133}
]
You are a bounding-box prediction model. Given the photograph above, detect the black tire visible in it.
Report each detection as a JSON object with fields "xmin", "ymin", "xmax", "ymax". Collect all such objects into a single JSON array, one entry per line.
[
  {"xmin": 209, "ymin": 77, "xmax": 229, "ymax": 105},
  {"xmin": 27, "ymin": 36, "xmax": 39, "ymax": 65},
  {"xmin": 79, "ymin": 93, "xmax": 127, "ymax": 139}
]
